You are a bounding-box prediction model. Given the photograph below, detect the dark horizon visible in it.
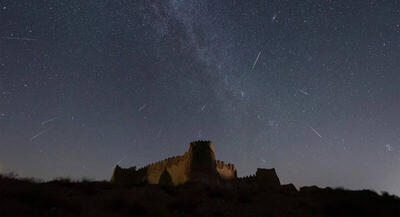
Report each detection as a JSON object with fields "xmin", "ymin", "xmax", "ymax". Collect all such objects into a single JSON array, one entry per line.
[{"xmin": 1, "ymin": 0, "xmax": 399, "ymax": 195}]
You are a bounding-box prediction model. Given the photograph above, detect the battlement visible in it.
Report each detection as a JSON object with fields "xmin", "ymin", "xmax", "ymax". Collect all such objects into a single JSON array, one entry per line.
[
  {"xmin": 237, "ymin": 174, "xmax": 257, "ymax": 184},
  {"xmin": 216, "ymin": 160, "xmax": 237, "ymax": 179},
  {"xmin": 111, "ymin": 141, "xmax": 262, "ymax": 186},
  {"xmin": 143, "ymin": 154, "xmax": 186, "ymax": 169},
  {"xmin": 216, "ymin": 160, "xmax": 235, "ymax": 169},
  {"xmin": 188, "ymin": 140, "xmax": 215, "ymax": 153}
]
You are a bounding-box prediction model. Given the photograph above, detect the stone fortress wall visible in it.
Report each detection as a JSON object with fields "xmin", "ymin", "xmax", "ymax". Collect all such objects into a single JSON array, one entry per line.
[
  {"xmin": 137, "ymin": 154, "xmax": 188, "ymax": 185},
  {"xmin": 216, "ymin": 160, "xmax": 237, "ymax": 180},
  {"xmin": 111, "ymin": 141, "xmax": 238, "ymax": 186},
  {"xmin": 111, "ymin": 140, "xmax": 293, "ymax": 190}
]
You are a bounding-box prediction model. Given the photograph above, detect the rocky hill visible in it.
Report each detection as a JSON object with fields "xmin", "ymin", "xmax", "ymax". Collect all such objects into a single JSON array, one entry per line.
[
  {"xmin": 1, "ymin": 141, "xmax": 399, "ymax": 217},
  {"xmin": 0, "ymin": 174, "xmax": 399, "ymax": 217}
]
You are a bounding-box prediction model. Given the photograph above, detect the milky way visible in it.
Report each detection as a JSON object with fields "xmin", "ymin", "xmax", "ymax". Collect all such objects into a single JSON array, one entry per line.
[{"xmin": 1, "ymin": 0, "xmax": 400, "ymax": 195}]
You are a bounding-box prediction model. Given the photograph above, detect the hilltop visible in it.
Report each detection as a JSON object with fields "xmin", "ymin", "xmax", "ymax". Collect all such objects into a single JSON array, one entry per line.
[
  {"xmin": 1, "ymin": 174, "xmax": 399, "ymax": 217},
  {"xmin": 1, "ymin": 141, "xmax": 399, "ymax": 217}
]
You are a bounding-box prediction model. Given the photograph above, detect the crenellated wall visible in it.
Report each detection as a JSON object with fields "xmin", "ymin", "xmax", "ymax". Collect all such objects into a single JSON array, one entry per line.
[
  {"xmin": 110, "ymin": 141, "xmax": 286, "ymax": 189},
  {"xmin": 142, "ymin": 154, "xmax": 189, "ymax": 185},
  {"xmin": 111, "ymin": 141, "xmax": 238, "ymax": 186},
  {"xmin": 216, "ymin": 160, "xmax": 237, "ymax": 180},
  {"xmin": 237, "ymin": 174, "xmax": 257, "ymax": 184},
  {"xmin": 110, "ymin": 142, "xmax": 288, "ymax": 189}
]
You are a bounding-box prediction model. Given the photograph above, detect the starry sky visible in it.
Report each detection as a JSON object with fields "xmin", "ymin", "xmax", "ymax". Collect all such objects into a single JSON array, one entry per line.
[{"xmin": 1, "ymin": 0, "xmax": 400, "ymax": 194}]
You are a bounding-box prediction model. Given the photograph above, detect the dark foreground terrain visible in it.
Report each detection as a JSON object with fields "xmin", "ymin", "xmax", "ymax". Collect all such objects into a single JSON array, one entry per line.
[{"xmin": 1, "ymin": 174, "xmax": 399, "ymax": 217}]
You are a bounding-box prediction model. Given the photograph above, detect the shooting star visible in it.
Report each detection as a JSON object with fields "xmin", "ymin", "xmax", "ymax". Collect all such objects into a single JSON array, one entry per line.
[
  {"xmin": 41, "ymin": 116, "xmax": 58, "ymax": 125},
  {"xmin": 298, "ymin": 89, "xmax": 310, "ymax": 96},
  {"xmin": 30, "ymin": 129, "xmax": 51, "ymax": 141},
  {"xmin": 250, "ymin": 51, "xmax": 262, "ymax": 72},
  {"xmin": 1, "ymin": 36, "xmax": 37, "ymax": 41},
  {"xmin": 138, "ymin": 104, "xmax": 147, "ymax": 111},
  {"xmin": 241, "ymin": 51, "xmax": 261, "ymax": 79},
  {"xmin": 115, "ymin": 156, "xmax": 127, "ymax": 166},
  {"xmin": 309, "ymin": 126, "xmax": 322, "ymax": 138}
]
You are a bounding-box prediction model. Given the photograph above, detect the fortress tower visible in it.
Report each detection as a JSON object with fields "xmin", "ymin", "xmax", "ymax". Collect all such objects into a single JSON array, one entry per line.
[{"xmin": 186, "ymin": 141, "xmax": 219, "ymax": 181}]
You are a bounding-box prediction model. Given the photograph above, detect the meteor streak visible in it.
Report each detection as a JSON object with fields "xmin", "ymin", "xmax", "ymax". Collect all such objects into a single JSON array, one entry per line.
[
  {"xmin": 116, "ymin": 156, "xmax": 127, "ymax": 165},
  {"xmin": 1, "ymin": 36, "xmax": 36, "ymax": 41},
  {"xmin": 309, "ymin": 126, "xmax": 322, "ymax": 138},
  {"xmin": 241, "ymin": 51, "xmax": 261, "ymax": 79},
  {"xmin": 41, "ymin": 117, "xmax": 58, "ymax": 125},
  {"xmin": 30, "ymin": 129, "xmax": 50, "ymax": 141},
  {"xmin": 298, "ymin": 89, "xmax": 310, "ymax": 96},
  {"xmin": 251, "ymin": 51, "xmax": 262, "ymax": 72},
  {"xmin": 138, "ymin": 104, "xmax": 147, "ymax": 111}
]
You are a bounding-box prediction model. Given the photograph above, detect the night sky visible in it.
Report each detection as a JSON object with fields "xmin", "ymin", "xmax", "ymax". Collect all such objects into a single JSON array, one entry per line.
[{"xmin": 1, "ymin": 0, "xmax": 400, "ymax": 194}]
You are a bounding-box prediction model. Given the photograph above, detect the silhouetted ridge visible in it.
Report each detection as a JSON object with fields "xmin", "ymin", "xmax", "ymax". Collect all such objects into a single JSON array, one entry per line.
[{"xmin": 1, "ymin": 140, "xmax": 399, "ymax": 217}]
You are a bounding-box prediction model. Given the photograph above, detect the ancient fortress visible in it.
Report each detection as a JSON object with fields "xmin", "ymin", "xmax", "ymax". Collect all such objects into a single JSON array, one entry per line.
[{"xmin": 111, "ymin": 140, "xmax": 291, "ymax": 189}]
